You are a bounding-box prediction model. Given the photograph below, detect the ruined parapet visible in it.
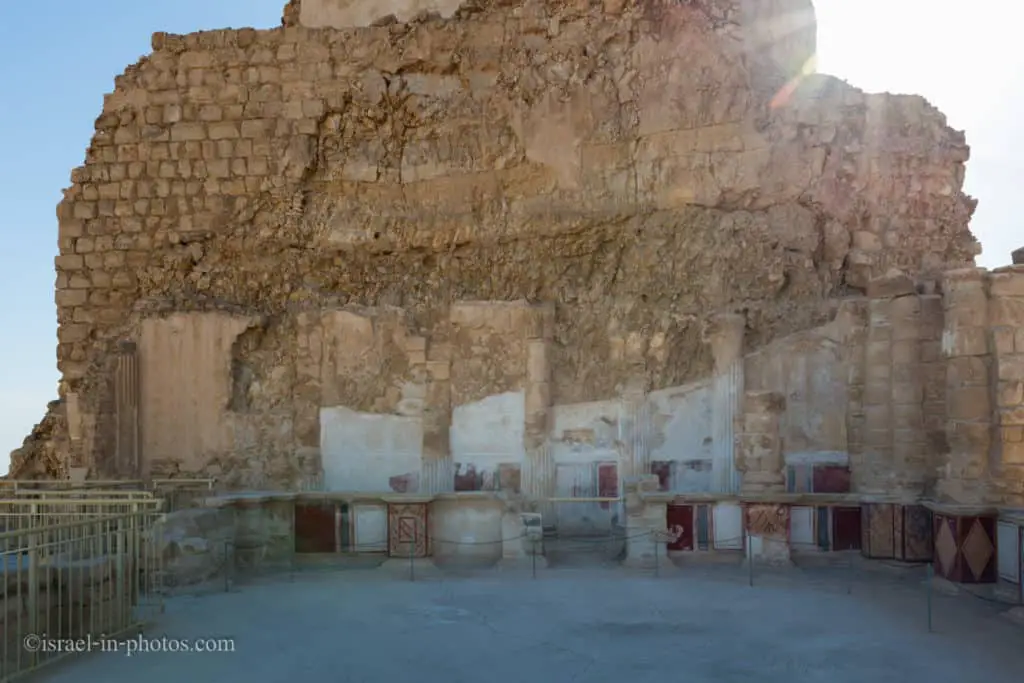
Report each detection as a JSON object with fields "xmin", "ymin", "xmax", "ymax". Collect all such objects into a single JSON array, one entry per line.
[
  {"xmin": 737, "ymin": 391, "xmax": 786, "ymax": 494},
  {"xmin": 281, "ymin": 0, "xmax": 301, "ymax": 26},
  {"xmin": 13, "ymin": 0, "xmax": 981, "ymax": 483}
]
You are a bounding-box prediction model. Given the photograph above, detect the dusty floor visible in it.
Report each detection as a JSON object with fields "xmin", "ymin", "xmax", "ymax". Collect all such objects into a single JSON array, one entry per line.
[{"xmin": 33, "ymin": 562, "xmax": 1024, "ymax": 683}]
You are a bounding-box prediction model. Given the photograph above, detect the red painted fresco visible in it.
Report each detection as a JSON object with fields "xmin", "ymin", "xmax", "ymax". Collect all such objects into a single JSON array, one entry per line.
[
  {"xmin": 597, "ymin": 462, "xmax": 618, "ymax": 510},
  {"xmin": 812, "ymin": 465, "xmax": 851, "ymax": 493},
  {"xmin": 831, "ymin": 506, "xmax": 861, "ymax": 551},
  {"xmin": 666, "ymin": 505, "xmax": 694, "ymax": 551},
  {"xmin": 294, "ymin": 503, "xmax": 336, "ymax": 554}
]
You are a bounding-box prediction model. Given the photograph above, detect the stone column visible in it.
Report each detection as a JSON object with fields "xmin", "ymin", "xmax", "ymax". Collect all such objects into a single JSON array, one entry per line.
[
  {"xmin": 737, "ymin": 391, "xmax": 786, "ymax": 493},
  {"xmin": 707, "ymin": 313, "xmax": 745, "ymax": 493},
  {"xmin": 861, "ymin": 297, "xmax": 894, "ymax": 493},
  {"xmin": 888, "ymin": 294, "xmax": 928, "ymax": 493},
  {"xmin": 618, "ymin": 376, "xmax": 651, "ymax": 481},
  {"xmin": 113, "ymin": 341, "xmax": 140, "ymax": 478},
  {"xmin": 919, "ymin": 294, "xmax": 948, "ymax": 494},
  {"xmin": 293, "ymin": 312, "xmax": 324, "ymax": 489},
  {"xmin": 990, "ymin": 265, "xmax": 1024, "ymax": 506},
  {"xmin": 839, "ymin": 299, "xmax": 869, "ymax": 490},
  {"xmin": 937, "ymin": 268, "xmax": 993, "ymax": 503},
  {"xmin": 621, "ymin": 475, "xmax": 664, "ymax": 568},
  {"xmin": 521, "ymin": 305, "xmax": 555, "ymax": 514},
  {"xmin": 421, "ymin": 337, "xmax": 453, "ymax": 494}
]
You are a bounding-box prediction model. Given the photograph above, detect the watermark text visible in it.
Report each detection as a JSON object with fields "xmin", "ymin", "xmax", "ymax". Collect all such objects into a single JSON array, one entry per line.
[{"xmin": 23, "ymin": 633, "xmax": 235, "ymax": 657}]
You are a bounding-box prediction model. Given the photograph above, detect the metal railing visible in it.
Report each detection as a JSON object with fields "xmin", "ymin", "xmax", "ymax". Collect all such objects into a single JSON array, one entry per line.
[{"xmin": 0, "ymin": 499, "xmax": 165, "ymax": 681}]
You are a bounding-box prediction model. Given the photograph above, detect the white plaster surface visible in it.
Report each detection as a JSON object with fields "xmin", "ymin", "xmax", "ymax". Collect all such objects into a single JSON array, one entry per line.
[
  {"xmin": 353, "ymin": 504, "xmax": 387, "ymax": 552},
  {"xmin": 996, "ymin": 521, "xmax": 1020, "ymax": 583},
  {"xmin": 549, "ymin": 399, "xmax": 620, "ymax": 464},
  {"xmin": 41, "ymin": 569, "xmax": 1024, "ymax": 683},
  {"xmin": 745, "ymin": 329, "xmax": 849, "ymax": 457},
  {"xmin": 713, "ymin": 503, "xmax": 744, "ymax": 549},
  {"xmin": 553, "ymin": 462, "xmax": 618, "ymax": 534},
  {"xmin": 430, "ymin": 498, "xmax": 503, "ymax": 564},
  {"xmin": 790, "ymin": 506, "xmax": 815, "ymax": 548},
  {"xmin": 320, "ymin": 407, "xmax": 423, "ymax": 492},
  {"xmin": 450, "ymin": 391, "xmax": 526, "ymax": 471},
  {"xmin": 547, "ymin": 400, "xmax": 621, "ymax": 533},
  {"xmin": 648, "ymin": 383, "xmax": 715, "ymax": 492}
]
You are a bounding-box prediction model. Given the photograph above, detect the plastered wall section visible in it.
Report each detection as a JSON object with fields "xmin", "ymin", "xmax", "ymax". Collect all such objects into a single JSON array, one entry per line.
[{"xmin": 743, "ymin": 311, "xmax": 854, "ymax": 467}]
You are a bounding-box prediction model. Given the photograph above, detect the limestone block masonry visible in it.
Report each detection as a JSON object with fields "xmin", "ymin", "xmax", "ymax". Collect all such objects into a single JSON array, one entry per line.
[{"xmin": 9, "ymin": 0, "xmax": 987, "ymax": 499}]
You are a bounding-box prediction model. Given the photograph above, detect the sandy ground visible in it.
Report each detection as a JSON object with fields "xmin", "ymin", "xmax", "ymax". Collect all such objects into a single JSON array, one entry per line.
[{"xmin": 29, "ymin": 561, "xmax": 1024, "ymax": 683}]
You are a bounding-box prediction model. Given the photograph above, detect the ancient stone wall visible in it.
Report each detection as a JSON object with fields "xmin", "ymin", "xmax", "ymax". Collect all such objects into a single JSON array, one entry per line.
[
  {"xmin": 937, "ymin": 265, "xmax": 1024, "ymax": 506},
  {"xmin": 12, "ymin": 0, "xmax": 979, "ymax": 486}
]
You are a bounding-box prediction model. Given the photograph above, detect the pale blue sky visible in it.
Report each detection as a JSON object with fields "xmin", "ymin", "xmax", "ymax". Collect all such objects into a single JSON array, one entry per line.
[{"xmin": 0, "ymin": 1, "xmax": 1018, "ymax": 473}]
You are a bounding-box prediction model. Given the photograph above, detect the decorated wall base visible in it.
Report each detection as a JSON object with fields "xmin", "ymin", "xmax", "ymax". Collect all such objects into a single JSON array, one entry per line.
[
  {"xmin": 932, "ymin": 511, "xmax": 997, "ymax": 584},
  {"xmin": 860, "ymin": 502, "xmax": 932, "ymax": 561},
  {"xmin": 744, "ymin": 504, "xmax": 791, "ymax": 565}
]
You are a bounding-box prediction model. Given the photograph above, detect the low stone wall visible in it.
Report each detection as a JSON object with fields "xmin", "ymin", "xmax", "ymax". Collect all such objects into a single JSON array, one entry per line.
[{"xmin": 156, "ymin": 491, "xmax": 539, "ymax": 583}]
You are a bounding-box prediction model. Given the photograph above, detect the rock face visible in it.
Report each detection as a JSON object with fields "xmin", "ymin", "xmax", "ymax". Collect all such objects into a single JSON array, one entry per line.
[{"xmin": 12, "ymin": 0, "xmax": 979, "ymax": 486}]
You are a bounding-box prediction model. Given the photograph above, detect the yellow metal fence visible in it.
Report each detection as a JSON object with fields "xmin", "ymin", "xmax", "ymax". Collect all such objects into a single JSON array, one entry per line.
[{"xmin": 0, "ymin": 497, "xmax": 166, "ymax": 681}]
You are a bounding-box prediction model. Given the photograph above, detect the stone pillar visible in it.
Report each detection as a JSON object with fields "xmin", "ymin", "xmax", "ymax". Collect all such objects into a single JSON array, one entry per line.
[
  {"xmin": 737, "ymin": 391, "xmax": 786, "ymax": 493},
  {"xmin": 919, "ymin": 295, "xmax": 948, "ymax": 494},
  {"xmin": 937, "ymin": 268, "xmax": 993, "ymax": 503},
  {"xmin": 113, "ymin": 341, "xmax": 140, "ymax": 478},
  {"xmin": 990, "ymin": 265, "xmax": 1024, "ymax": 506},
  {"xmin": 861, "ymin": 297, "xmax": 894, "ymax": 494},
  {"xmin": 293, "ymin": 312, "xmax": 325, "ymax": 489},
  {"xmin": 621, "ymin": 475, "xmax": 664, "ymax": 568},
  {"xmin": 888, "ymin": 294, "xmax": 928, "ymax": 493},
  {"xmin": 707, "ymin": 313, "xmax": 745, "ymax": 493},
  {"xmin": 421, "ymin": 337, "xmax": 453, "ymax": 494},
  {"xmin": 618, "ymin": 377, "xmax": 651, "ymax": 481},
  {"xmin": 522, "ymin": 305, "xmax": 555, "ymax": 514},
  {"xmin": 840, "ymin": 299, "xmax": 869, "ymax": 490}
]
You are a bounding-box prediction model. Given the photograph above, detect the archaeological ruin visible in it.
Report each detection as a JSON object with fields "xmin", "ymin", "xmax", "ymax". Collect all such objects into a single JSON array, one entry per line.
[{"xmin": 7, "ymin": 0, "xmax": 1024, "ymax": 590}]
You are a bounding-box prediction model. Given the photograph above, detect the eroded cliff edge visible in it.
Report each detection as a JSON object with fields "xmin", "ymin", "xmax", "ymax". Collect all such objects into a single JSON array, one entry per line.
[{"xmin": 10, "ymin": 0, "xmax": 978, "ymax": 481}]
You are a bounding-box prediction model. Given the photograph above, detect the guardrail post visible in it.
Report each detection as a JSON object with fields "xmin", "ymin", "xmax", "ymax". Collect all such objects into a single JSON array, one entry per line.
[
  {"xmin": 27, "ymin": 503, "xmax": 39, "ymax": 644},
  {"xmin": 116, "ymin": 516, "xmax": 127, "ymax": 627}
]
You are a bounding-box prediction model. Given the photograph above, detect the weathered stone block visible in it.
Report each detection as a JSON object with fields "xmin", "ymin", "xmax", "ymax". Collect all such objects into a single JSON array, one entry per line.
[
  {"xmin": 947, "ymin": 356, "xmax": 991, "ymax": 387},
  {"xmin": 1000, "ymin": 407, "xmax": 1024, "ymax": 426},
  {"xmin": 942, "ymin": 327, "xmax": 989, "ymax": 357},
  {"xmin": 1004, "ymin": 440, "xmax": 1024, "ymax": 466},
  {"xmin": 990, "ymin": 297, "xmax": 1024, "ymax": 327},
  {"xmin": 947, "ymin": 386, "xmax": 992, "ymax": 421},
  {"xmin": 1013, "ymin": 246, "xmax": 1024, "ymax": 265},
  {"xmin": 998, "ymin": 381, "xmax": 1024, "ymax": 407},
  {"xmin": 990, "ymin": 270, "xmax": 1024, "ymax": 297},
  {"xmin": 997, "ymin": 356, "xmax": 1024, "ymax": 382},
  {"xmin": 993, "ymin": 327, "xmax": 1017, "ymax": 355}
]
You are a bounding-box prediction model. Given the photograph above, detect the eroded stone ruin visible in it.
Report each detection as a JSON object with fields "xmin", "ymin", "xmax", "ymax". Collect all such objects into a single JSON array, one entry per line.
[{"xmin": 10, "ymin": 0, "xmax": 1024, "ymax": 530}]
